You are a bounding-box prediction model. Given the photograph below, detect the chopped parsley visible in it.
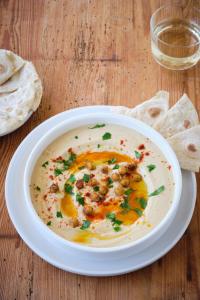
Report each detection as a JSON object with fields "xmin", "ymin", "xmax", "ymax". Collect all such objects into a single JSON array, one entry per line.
[
  {"xmin": 83, "ymin": 174, "xmax": 90, "ymax": 183},
  {"xmin": 102, "ymin": 132, "xmax": 112, "ymax": 140},
  {"xmin": 120, "ymin": 198, "xmax": 131, "ymax": 211},
  {"xmin": 114, "ymin": 226, "xmax": 121, "ymax": 232},
  {"xmin": 76, "ymin": 193, "xmax": 85, "ymax": 206},
  {"xmin": 124, "ymin": 188, "xmax": 133, "ymax": 196},
  {"xmin": 113, "ymin": 164, "xmax": 119, "ymax": 170},
  {"xmin": 97, "ymin": 144, "xmax": 101, "ymax": 148},
  {"xmin": 35, "ymin": 186, "xmax": 41, "ymax": 191},
  {"xmin": 80, "ymin": 220, "xmax": 91, "ymax": 230},
  {"xmin": 136, "ymin": 198, "xmax": 147, "ymax": 209},
  {"xmin": 108, "ymin": 158, "xmax": 117, "ymax": 164},
  {"xmin": 68, "ymin": 174, "xmax": 76, "ymax": 183},
  {"xmin": 56, "ymin": 211, "xmax": 63, "ymax": 218},
  {"xmin": 106, "ymin": 212, "xmax": 122, "ymax": 231},
  {"xmin": 64, "ymin": 183, "xmax": 74, "ymax": 194},
  {"xmin": 147, "ymin": 164, "xmax": 156, "ymax": 172},
  {"xmin": 59, "ymin": 152, "xmax": 77, "ymax": 171},
  {"xmin": 134, "ymin": 150, "xmax": 141, "ymax": 159},
  {"xmin": 108, "ymin": 177, "xmax": 113, "ymax": 188},
  {"xmin": 89, "ymin": 124, "xmax": 105, "ymax": 129},
  {"xmin": 47, "ymin": 221, "xmax": 52, "ymax": 226},
  {"xmin": 133, "ymin": 208, "xmax": 143, "ymax": 217},
  {"xmin": 42, "ymin": 161, "xmax": 49, "ymax": 168},
  {"xmin": 54, "ymin": 168, "xmax": 63, "ymax": 176},
  {"xmin": 93, "ymin": 186, "xmax": 99, "ymax": 192},
  {"xmin": 75, "ymin": 136, "xmax": 78, "ymax": 139},
  {"xmin": 78, "ymin": 166, "xmax": 85, "ymax": 170},
  {"xmin": 149, "ymin": 185, "xmax": 165, "ymax": 197}
]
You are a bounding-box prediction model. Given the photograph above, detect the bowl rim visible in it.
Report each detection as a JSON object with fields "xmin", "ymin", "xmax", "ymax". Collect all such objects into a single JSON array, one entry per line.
[{"xmin": 23, "ymin": 112, "xmax": 182, "ymax": 253}]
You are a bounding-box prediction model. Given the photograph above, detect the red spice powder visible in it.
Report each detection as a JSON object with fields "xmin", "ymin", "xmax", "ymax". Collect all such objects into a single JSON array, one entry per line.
[
  {"xmin": 85, "ymin": 192, "xmax": 91, "ymax": 197},
  {"xmin": 145, "ymin": 152, "xmax": 150, "ymax": 156},
  {"xmin": 49, "ymin": 175, "xmax": 54, "ymax": 180},
  {"xmin": 120, "ymin": 140, "xmax": 124, "ymax": 145},
  {"xmin": 138, "ymin": 144, "xmax": 145, "ymax": 150},
  {"xmin": 168, "ymin": 165, "xmax": 171, "ymax": 170}
]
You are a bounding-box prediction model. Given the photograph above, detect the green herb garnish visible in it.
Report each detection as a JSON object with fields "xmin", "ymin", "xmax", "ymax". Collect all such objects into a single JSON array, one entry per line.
[
  {"xmin": 42, "ymin": 161, "xmax": 49, "ymax": 168},
  {"xmin": 133, "ymin": 208, "xmax": 143, "ymax": 217},
  {"xmin": 78, "ymin": 166, "xmax": 85, "ymax": 170},
  {"xmin": 54, "ymin": 168, "xmax": 63, "ymax": 176},
  {"xmin": 147, "ymin": 164, "xmax": 156, "ymax": 172},
  {"xmin": 89, "ymin": 124, "xmax": 105, "ymax": 129},
  {"xmin": 120, "ymin": 198, "xmax": 131, "ymax": 211},
  {"xmin": 149, "ymin": 185, "xmax": 165, "ymax": 197},
  {"xmin": 47, "ymin": 221, "xmax": 52, "ymax": 226},
  {"xmin": 114, "ymin": 226, "xmax": 121, "ymax": 232},
  {"xmin": 136, "ymin": 198, "xmax": 147, "ymax": 209},
  {"xmin": 83, "ymin": 174, "xmax": 90, "ymax": 183},
  {"xmin": 35, "ymin": 186, "xmax": 41, "ymax": 191},
  {"xmin": 80, "ymin": 220, "xmax": 91, "ymax": 230},
  {"xmin": 75, "ymin": 136, "xmax": 78, "ymax": 139},
  {"xmin": 113, "ymin": 164, "xmax": 119, "ymax": 170},
  {"xmin": 93, "ymin": 186, "xmax": 99, "ymax": 192},
  {"xmin": 76, "ymin": 193, "xmax": 84, "ymax": 206},
  {"xmin": 68, "ymin": 174, "xmax": 76, "ymax": 183},
  {"xmin": 102, "ymin": 132, "xmax": 112, "ymax": 140},
  {"xmin": 64, "ymin": 183, "xmax": 73, "ymax": 194},
  {"xmin": 106, "ymin": 212, "xmax": 122, "ymax": 231},
  {"xmin": 56, "ymin": 211, "xmax": 63, "ymax": 218},
  {"xmin": 134, "ymin": 150, "xmax": 141, "ymax": 159},
  {"xmin": 124, "ymin": 188, "xmax": 133, "ymax": 196},
  {"xmin": 108, "ymin": 158, "xmax": 117, "ymax": 164},
  {"xmin": 108, "ymin": 177, "xmax": 113, "ymax": 188},
  {"xmin": 97, "ymin": 144, "xmax": 101, "ymax": 148}
]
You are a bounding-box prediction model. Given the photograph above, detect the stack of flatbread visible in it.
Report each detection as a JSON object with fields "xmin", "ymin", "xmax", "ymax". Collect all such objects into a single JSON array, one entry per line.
[
  {"xmin": 111, "ymin": 91, "xmax": 200, "ymax": 172},
  {"xmin": 0, "ymin": 49, "xmax": 43, "ymax": 135}
]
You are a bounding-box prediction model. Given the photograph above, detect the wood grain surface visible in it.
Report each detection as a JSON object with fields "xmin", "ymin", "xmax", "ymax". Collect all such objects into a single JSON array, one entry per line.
[{"xmin": 0, "ymin": 0, "xmax": 200, "ymax": 299}]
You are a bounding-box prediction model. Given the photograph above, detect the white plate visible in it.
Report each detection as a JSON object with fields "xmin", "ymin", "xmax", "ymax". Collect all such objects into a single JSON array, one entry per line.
[
  {"xmin": 0, "ymin": 111, "xmax": 33, "ymax": 137},
  {"xmin": 5, "ymin": 106, "xmax": 197, "ymax": 276}
]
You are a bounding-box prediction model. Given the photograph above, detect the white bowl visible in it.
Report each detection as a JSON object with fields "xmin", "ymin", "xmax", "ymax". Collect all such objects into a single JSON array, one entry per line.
[{"xmin": 23, "ymin": 112, "xmax": 182, "ymax": 258}]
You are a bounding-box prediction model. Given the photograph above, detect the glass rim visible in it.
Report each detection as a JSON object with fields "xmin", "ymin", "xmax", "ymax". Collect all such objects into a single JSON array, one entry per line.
[{"xmin": 150, "ymin": 4, "xmax": 200, "ymax": 49}]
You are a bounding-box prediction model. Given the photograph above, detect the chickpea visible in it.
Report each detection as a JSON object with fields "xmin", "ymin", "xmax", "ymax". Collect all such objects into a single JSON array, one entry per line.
[
  {"xmin": 85, "ymin": 161, "xmax": 96, "ymax": 170},
  {"xmin": 91, "ymin": 192, "xmax": 100, "ymax": 202},
  {"xmin": 101, "ymin": 165, "xmax": 109, "ymax": 174},
  {"xmin": 76, "ymin": 179, "xmax": 84, "ymax": 189},
  {"xmin": 111, "ymin": 172, "xmax": 120, "ymax": 181},
  {"xmin": 69, "ymin": 217, "xmax": 80, "ymax": 228},
  {"xmin": 119, "ymin": 165, "xmax": 128, "ymax": 175},
  {"xmin": 132, "ymin": 173, "xmax": 142, "ymax": 182},
  {"xmin": 127, "ymin": 162, "xmax": 137, "ymax": 171},
  {"xmin": 83, "ymin": 205, "xmax": 94, "ymax": 216},
  {"xmin": 120, "ymin": 178, "xmax": 130, "ymax": 187},
  {"xmin": 49, "ymin": 183, "xmax": 59, "ymax": 193},
  {"xmin": 114, "ymin": 184, "xmax": 124, "ymax": 196},
  {"xmin": 99, "ymin": 184, "xmax": 108, "ymax": 195},
  {"xmin": 89, "ymin": 178, "xmax": 98, "ymax": 187}
]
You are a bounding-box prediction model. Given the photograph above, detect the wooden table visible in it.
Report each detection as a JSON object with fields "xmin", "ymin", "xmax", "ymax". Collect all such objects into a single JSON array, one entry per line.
[{"xmin": 0, "ymin": 1, "xmax": 200, "ymax": 299}]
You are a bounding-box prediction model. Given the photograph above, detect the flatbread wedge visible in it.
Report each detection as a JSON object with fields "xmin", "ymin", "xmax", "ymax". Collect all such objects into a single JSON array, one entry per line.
[
  {"xmin": 168, "ymin": 125, "xmax": 200, "ymax": 172},
  {"xmin": 111, "ymin": 91, "xmax": 169, "ymax": 127},
  {"xmin": 0, "ymin": 80, "xmax": 42, "ymax": 135},
  {"xmin": 0, "ymin": 49, "xmax": 25, "ymax": 85},
  {"xmin": 154, "ymin": 94, "xmax": 199, "ymax": 138},
  {"xmin": 0, "ymin": 61, "xmax": 39, "ymax": 93}
]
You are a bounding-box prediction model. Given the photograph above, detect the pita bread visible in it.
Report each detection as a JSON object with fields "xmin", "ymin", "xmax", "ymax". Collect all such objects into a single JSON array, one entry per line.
[
  {"xmin": 0, "ymin": 61, "xmax": 39, "ymax": 93},
  {"xmin": 0, "ymin": 49, "xmax": 25, "ymax": 85},
  {"xmin": 168, "ymin": 125, "xmax": 200, "ymax": 172},
  {"xmin": 111, "ymin": 91, "xmax": 169, "ymax": 127},
  {"xmin": 154, "ymin": 94, "xmax": 199, "ymax": 138},
  {"xmin": 0, "ymin": 80, "xmax": 42, "ymax": 135}
]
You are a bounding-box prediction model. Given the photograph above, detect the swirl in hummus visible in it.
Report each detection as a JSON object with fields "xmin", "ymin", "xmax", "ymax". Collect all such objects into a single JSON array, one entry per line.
[{"xmin": 31, "ymin": 124, "xmax": 174, "ymax": 247}]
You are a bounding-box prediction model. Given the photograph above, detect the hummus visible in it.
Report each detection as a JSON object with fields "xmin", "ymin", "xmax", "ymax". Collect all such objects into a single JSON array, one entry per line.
[{"xmin": 31, "ymin": 124, "xmax": 175, "ymax": 247}]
